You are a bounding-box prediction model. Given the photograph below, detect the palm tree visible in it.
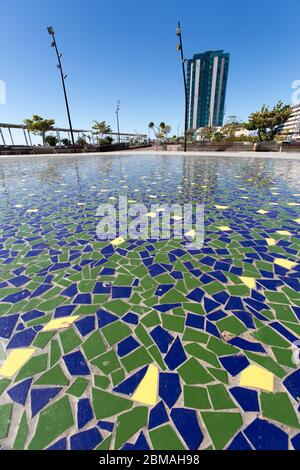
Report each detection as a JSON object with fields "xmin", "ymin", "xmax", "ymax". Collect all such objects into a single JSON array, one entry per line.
[
  {"xmin": 92, "ymin": 120, "xmax": 112, "ymax": 139},
  {"xmin": 148, "ymin": 122, "xmax": 155, "ymax": 141}
]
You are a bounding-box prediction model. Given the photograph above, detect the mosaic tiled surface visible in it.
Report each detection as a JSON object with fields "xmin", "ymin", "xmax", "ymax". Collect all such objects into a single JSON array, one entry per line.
[{"xmin": 0, "ymin": 154, "xmax": 300, "ymax": 450}]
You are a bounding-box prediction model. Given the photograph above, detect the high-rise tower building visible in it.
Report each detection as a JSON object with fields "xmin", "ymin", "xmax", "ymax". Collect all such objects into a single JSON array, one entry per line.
[{"xmin": 186, "ymin": 50, "xmax": 230, "ymax": 129}]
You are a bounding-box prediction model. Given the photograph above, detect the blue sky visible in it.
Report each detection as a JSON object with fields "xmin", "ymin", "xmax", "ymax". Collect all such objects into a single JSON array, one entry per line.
[{"xmin": 1, "ymin": 0, "xmax": 300, "ymax": 141}]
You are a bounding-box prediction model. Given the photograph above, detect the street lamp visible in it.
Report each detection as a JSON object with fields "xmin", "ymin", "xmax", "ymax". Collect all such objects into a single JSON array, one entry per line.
[
  {"xmin": 115, "ymin": 100, "xmax": 121, "ymax": 143},
  {"xmin": 176, "ymin": 21, "xmax": 188, "ymax": 152},
  {"xmin": 47, "ymin": 26, "xmax": 75, "ymax": 146}
]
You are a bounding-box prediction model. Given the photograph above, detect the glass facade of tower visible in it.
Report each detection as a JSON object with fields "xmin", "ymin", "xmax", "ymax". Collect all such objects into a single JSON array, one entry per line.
[{"xmin": 186, "ymin": 50, "xmax": 230, "ymax": 129}]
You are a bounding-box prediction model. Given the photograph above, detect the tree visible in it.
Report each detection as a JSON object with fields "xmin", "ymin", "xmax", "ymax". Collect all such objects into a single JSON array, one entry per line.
[
  {"xmin": 244, "ymin": 101, "xmax": 292, "ymax": 142},
  {"xmin": 61, "ymin": 138, "xmax": 71, "ymax": 146},
  {"xmin": 148, "ymin": 122, "xmax": 155, "ymax": 140},
  {"xmin": 24, "ymin": 115, "xmax": 55, "ymax": 146},
  {"xmin": 92, "ymin": 120, "xmax": 112, "ymax": 140},
  {"xmin": 197, "ymin": 127, "xmax": 217, "ymax": 141},
  {"xmin": 148, "ymin": 122, "xmax": 172, "ymax": 142},
  {"xmin": 226, "ymin": 114, "xmax": 241, "ymax": 125},
  {"xmin": 76, "ymin": 136, "xmax": 87, "ymax": 146},
  {"xmin": 44, "ymin": 134, "xmax": 58, "ymax": 147}
]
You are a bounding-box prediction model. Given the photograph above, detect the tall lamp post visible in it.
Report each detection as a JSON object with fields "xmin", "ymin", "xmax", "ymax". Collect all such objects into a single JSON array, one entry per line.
[
  {"xmin": 176, "ymin": 21, "xmax": 188, "ymax": 152},
  {"xmin": 47, "ymin": 26, "xmax": 75, "ymax": 146},
  {"xmin": 115, "ymin": 100, "xmax": 121, "ymax": 143}
]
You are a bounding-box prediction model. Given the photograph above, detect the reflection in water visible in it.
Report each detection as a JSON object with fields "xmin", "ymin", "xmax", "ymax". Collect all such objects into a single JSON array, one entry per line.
[{"xmin": 0, "ymin": 154, "xmax": 299, "ymax": 220}]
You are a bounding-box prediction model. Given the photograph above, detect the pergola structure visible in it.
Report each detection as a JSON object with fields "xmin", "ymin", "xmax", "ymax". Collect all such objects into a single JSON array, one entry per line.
[{"xmin": 0, "ymin": 122, "xmax": 147, "ymax": 146}]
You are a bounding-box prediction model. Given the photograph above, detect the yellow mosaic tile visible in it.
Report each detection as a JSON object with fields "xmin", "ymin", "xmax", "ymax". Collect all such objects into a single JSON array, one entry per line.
[
  {"xmin": 42, "ymin": 316, "xmax": 80, "ymax": 332},
  {"xmin": 274, "ymin": 258, "xmax": 297, "ymax": 270},
  {"xmin": 217, "ymin": 226, "xmax": 232, "ymax": 232},
  {"xmin": 256, "ymin": 209, "xmax": 269, "ymax": 215},
  {"xmin": 239, "ymin": 364, "xmax": 274, "ymax": 392},
  {"xmin": 215, "ymin": 205, "xmax": 229, "ymax": 210},
  {"xmin": 131, "ymin": 364, "xmax": 158, "ymax": 406},
  {"xmin": 276, "ymin": 230, "xmax": 292, "ymax": 236},
  {"xmin": 239, "ymin": 276, "xmax": 256, "ymax": 289},
  {"xmin": 266, "ymin": 238, "xmax": 276, "ymax": 246},
  {"xmin": 110, "ymin": 236, "xmax": 125, "ymax": 246},
  {"xmin": 185, "ymin": 229, "xmax": 196, "ymax": 238},
  {"xmin": 0, "ymin": 348, "xmax": 35, "ymax": 378}
]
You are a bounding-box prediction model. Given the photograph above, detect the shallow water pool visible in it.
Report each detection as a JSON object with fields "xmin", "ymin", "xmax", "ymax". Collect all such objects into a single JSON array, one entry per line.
[{"xmin": 0, "ymin": 153, "xmax": 300, "ymax": 450}]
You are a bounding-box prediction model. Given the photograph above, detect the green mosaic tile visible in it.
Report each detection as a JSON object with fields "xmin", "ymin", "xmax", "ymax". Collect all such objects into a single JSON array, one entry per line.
[
  {"xmin": 15, "ymin": 354, "xmax": 48, "ymax": 382},
  {"xmin": 261, "ymin": 392, "xmax": 300, "ymax": 429},
  {"xmin": 120, "ymin": 346, "xmax": 152, "ymax": 373},
  {"xmin": 140, "ymin": 311, "xmax": 160, "ymax": 328},
  {"xmin": 0, "ymin": 378, "xmax": 11, "ymax": 395},
  {"xmin": 208, "ymin": 384, "xmax": 237, "ymax": 410},
  {"xmin": 207, "ymin": 367, "xmax": 229, "ymax": 385},
  {"xmin": 33, "ymin": 331, "xmax": 55, "ymax": 349},
  {"xmin": 178, "ymin": 358, "xmax": 214, "ymax": 385},
  {"xmin": 201, "ymin": 412, "xmax": 242, "ymax": 450},
  {"xmin": 184, "ymin": 385, "xmax": 212, "ymax": 409},
  {"xmin": 82, "ymin": 330, "xmax": 106, "ymax": 360},
  {"xmin": 206, "ymin": 336, "xmax": 240, "ymax": 356},
  {"xmin": 115, "ymin": 406, "xmax": 148, "ymax": 449},
  {"xmin": 96, "ymin": 435, "xmax": 112, "ymax": 450},
  {"xmin": 102, "ymin": 320, "xmax": 132, "ymax": 346},
  {"xmin": 134, "ymin": 324, "xmax": 153, "ymax": 347},
  {"xmin": 92, "ymin": 388, "xmax": 132, "ymax": 419},
  {"xmin": 147, "ymin": 344, "xmax": 167, "ymax": 370},
  {"xmin": 94, "ymin": 375, "xmax": 110, "ymax": 390},
  {"xmin": 50, "ymin": 339, "xmax": 61, "ymax": 366},
  {"xmin": 184, "ymin": 343, "xmax": 221, "ymax": 368},
  {"xmin": 182, "ymin": 327, "xmax": 209, "ymax": 344},
  {"xmin": 149, "ymin": 424, "xmax": 185, "ymax": 450},
  {"xmin": 28, "ymin": 396, "xmax": 74, "ymax": 449},
  {"xmin": 111, "ymin": 368, "xmax": 125, "ymax": 386},
  {"xmin": 59, "ymin": 328, "xmax": 82, "ymax": 354},
  {"xmin": 252, "ymin": 326, "xmax": 290, "ymax": 347},
  {"xmin": 91, "ymin": 350, "xmax": 121, "ymax": 375},
  {"xmin": 216, "ymin": 315, "xmax": 247, "ymax": 335},
  {"xmin": 66, "ymin": 377, "xmax": 89, "ymax": 397},
  {"xmin": 34, "ymin": 364, "xmax": 69, "ymax": 386},
  {"xmin": 0, "ymin": 403, "xmax": 13, "ymax": 439},
  {"xmin": 13, "ymin": 411, "xmax": 28, "ymax": 450}
]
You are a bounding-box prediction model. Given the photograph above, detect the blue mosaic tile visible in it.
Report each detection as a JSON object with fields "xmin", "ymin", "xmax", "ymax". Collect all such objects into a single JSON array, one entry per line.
[
  {"xmin": 171, "ymin": 408, "xmax": 203, "ymax": 450},
  {"xmin": 159, "ymin": 372, "xmax": 181, "ymax": 408},
  {"xmin": 77, "ymin": 398, "xmax": 94, "ymax": 429},
  {"xmin": 219, "ymin": 355, "xmax": 250, "ymax": 376},
  {"xmin": 229, "ymin": 387, "xmax": 259, "ymax": 412},
  {"xmin": 63, "ymin": 351, "xmax": 90, "ymax": 376},
  {"xmin": 70, "ymin": 427, "xmax": 102, "ymax": 450},
  {"xmin": 31, "ymin": 387, "xmax": 62, "ymax": 417},
  {"xmin": 7, "ymin": 378, "xmax": 32, "ymax": 405},
  {"xmin": 148, "ymin": 400, "xmax": 169, "ymax": 430},
  {"xmin": 244, "ymin": 418, "xmax": 289, "ymax": 450}
]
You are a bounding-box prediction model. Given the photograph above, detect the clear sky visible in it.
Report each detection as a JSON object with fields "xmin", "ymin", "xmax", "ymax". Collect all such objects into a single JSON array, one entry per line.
[{"xmin": 1, "ymin": 0, "xmax": 300, "ymax": 141}]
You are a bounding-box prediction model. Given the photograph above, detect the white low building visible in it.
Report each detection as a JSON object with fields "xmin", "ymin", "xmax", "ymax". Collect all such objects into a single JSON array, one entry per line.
[{"xmin": 277, "ymin": 104, "xmax": 300, "ymax": 141}]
